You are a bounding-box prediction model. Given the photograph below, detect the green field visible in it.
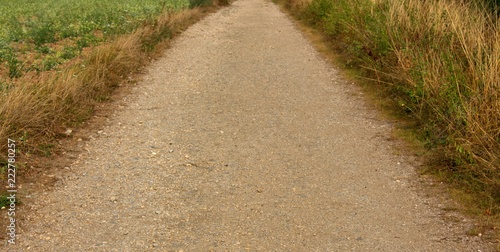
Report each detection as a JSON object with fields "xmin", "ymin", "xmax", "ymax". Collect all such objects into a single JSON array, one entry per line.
[{"xmin": 0, "ymin": 0, "xmax": 190, "ymax": 79}]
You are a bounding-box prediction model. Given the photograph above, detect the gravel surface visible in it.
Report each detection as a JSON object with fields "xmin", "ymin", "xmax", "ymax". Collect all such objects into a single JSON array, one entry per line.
[{"xmin": 7, "ymin": 0, "xmax": 492, "ymax": 250}]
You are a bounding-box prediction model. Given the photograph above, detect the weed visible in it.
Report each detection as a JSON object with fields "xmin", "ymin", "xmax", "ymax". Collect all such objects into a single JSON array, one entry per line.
[
  {"xmin": 36, "ymin": 45, "xmax": 52, "ymax": 54},
  {"xmin": 42, "ymin": 56, "xmax": 60, "ymax": 71},
  {"xmin": 6, "ymin": 53, "xmax": 22, "ymax": 79},
  {"xmin": 190, "ymin": 0, "xmax": 212, "ymax": 7},
  {"xmin": 30, "ymin": 21, "xmax": 57, "ymax": 46},
  {"xmin": 0, "ymin": 195, "xmax": 11, "ymax": 209},
  {"xmin": 38, "ymin": 143, "xmax": 55, "ymax": 157},
  {"xmin": 59, "ymin": 46, "xmax": 79, "ymax": 60}
]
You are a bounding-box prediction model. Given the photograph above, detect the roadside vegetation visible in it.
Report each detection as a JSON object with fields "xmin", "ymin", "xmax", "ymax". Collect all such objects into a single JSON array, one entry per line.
[
  {"xmin": 0, "ymin": 0, "xmax": 229, "ymax": 208},
  {"xmin": 0, "ymin": 0, "xmax": 190, "ymax": 79},
  {"xmin": 276, "ymin": 0, "xmax": 499, "ymax": 243}
]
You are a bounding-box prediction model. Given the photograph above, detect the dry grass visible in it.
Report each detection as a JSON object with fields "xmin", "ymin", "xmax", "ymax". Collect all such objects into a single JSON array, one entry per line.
[
  {"xmin": 386, "ymin": 0, "xmax": 500, "ymax": 204},
  {"xmin": 386, "ymin": 0, "xmax": 499, "ymax": 242},
  {"xmin": 285, "ymin": 0, "xmax": 313, "ymax": 10}
]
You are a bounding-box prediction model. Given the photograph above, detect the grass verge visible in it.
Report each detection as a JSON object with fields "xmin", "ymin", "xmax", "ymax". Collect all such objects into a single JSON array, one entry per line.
[{"xmin": 276, "ymin": 0, "xmax": 499, "ymax": 245}]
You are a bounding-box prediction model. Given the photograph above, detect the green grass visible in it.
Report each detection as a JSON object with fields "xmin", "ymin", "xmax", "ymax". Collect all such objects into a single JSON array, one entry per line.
[
  {"xmin": 0, "ymin": 194, "xmax": 12, "ymax": 209},
  {"xmin": 0, "ymin": 0, "xmax": 190, "ymax": 79}
]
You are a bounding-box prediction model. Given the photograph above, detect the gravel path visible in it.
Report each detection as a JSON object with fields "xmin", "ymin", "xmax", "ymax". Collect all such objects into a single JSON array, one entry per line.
[{"xmin": 9, "ymin": 0, "xmax": 491, "ymax": 250}]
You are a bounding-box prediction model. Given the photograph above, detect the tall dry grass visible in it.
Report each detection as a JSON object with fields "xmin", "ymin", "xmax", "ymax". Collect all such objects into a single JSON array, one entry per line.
[{"xmin": 386, "ymin": 0, "xmax": 499, "ymax": 203}]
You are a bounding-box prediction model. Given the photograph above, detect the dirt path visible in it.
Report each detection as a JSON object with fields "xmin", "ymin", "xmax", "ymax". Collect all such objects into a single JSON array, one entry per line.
[{"xmin": 9, "ymin": 0, "xmax": 490, "ymax": 250}]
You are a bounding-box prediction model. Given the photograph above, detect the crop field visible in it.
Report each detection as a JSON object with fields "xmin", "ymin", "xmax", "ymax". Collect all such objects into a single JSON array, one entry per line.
[{"xmin": 0, "ymin": 0, "xmax": 190, "ymax": 81}]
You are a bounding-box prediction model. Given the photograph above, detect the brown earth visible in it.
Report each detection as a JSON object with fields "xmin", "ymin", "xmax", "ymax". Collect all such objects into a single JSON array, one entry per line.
[{"xmin": 4, "ymin": 0, "xmax": 494, "ymax": 250}]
